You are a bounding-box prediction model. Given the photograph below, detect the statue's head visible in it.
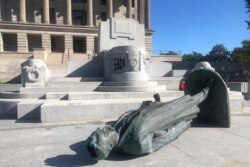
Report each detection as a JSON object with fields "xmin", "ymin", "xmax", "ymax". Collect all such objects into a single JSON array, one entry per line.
[{"xmin": 87, "ymin": 126, "xmax": 119, "ymax": 160}]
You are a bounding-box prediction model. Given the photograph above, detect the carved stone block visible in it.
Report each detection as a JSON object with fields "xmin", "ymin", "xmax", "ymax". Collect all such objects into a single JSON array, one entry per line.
[{"xmin": 21, "ymin": 59, "xmax": 47, "ymax": 87}]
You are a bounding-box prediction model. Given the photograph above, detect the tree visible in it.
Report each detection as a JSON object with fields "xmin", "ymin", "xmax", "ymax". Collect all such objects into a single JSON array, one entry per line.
[
  {"xmin": 182, "ymin": 52, "xmax": 203, "ymax": 62},
  {"xmin": 246, "ymin": 0, "xmax": 250, "ymax": 29},
  {"xmin": 205, "ymin": 44, "xmax": 231, "ymax": 62},
  {"xmin": 231, "ymin": 40, "xmax": 250, "ymax": 62},
  {"xmin": 160, "ymin": 51, "xmax": 179, "ymax": 55}
]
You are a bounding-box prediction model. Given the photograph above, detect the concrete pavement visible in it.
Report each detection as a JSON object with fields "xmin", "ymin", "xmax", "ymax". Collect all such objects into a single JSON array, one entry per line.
[{"xmin": 0, "ymin": 116, "xmax": 250, "ymax": 167}]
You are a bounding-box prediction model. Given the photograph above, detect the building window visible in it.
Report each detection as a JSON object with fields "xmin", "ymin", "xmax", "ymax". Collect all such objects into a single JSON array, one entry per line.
[
  {"xmin": 2, "ymin": 33, "xmax": 17, "ymax": 52},
  {"xmin": 51, "ymin": 36, "xmax": 65, "ymax": 53},
  {"xmin": 101, "ymin": 0, "xmax": 107, "ymax": 5},
  {"xmin": 27, "ymin": 35, "xmax": 42, "ymax": 52},
  {"xmin": 73, "ymin": 37, "xmax": 86, "ymax": 53},
  {"xmin": 72, "ymin": 0, "xmax": 86, "ymax": 3},
  {"xmin": 101, "ymin": 12, "xmax": 107, "ymax": 21},
  {"xmin": 73, "ymin": 10, "xmax": 86, "ymax": 25},
  {"xmin": 50, "ymin": 8, "xmax": 56, "ymax": 24}
]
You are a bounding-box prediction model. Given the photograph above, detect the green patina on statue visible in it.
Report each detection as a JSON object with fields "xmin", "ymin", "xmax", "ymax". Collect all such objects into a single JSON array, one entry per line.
[{"xmin": 86, "ymin": 69, "xmax": 230, "ymax": 160}]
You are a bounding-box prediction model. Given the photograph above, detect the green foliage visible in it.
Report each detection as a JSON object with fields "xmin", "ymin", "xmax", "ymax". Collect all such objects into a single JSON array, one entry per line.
[
  {"xmin": 231, "ymin": 40, "xmax": 250, "ymax": 62},
  {"xmin": 182, "ymin": 52, "xmax": 203, "ymax": 62},
  {"xmin": 246, "ymin": 0, "xmax": 250, "ymax": 29},
  {"xmin": 160, "ymin": 51, "xmax": 179, "ymax": 55},
  {"xmin": 205, "ymin": 44, "xmax": 231, "ymax": 62}
]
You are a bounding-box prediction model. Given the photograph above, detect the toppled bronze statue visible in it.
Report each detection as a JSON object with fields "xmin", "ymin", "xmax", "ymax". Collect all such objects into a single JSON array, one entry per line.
[{"xmin": 87, "ymin": 69, "xmax": 230, "ymax": 160}]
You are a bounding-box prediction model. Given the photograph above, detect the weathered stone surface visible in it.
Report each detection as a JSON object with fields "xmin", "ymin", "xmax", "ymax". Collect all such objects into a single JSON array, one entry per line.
[
  {"xmin": 99, "ymin": 18, "xmax": 145, "ymax": 52},
  {"xmin": 21, "ymin": 59, "xmax": 48, "ymax": 87},
  {"xmin": 17, "ymin": 100, "xmax": 45, "ymax": 120}
]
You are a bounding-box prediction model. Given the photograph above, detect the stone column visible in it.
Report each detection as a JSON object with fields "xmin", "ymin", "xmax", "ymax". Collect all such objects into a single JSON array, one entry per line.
[
  {"xmin": 0, "ymin": 0, "xmax": 2, "ymax": 21},
  {"xmin": 0, "ymin": 32, "xmax": 3, "ymax": 52},
  {"xmin": 19, "ymin": 0, "xmax": 26, "ymax": 22},
  {"xmin": 139, "ymin": 0, "xmax": 145, "ymax": 24},
  {"xmin": 43, "ymin": 0, "xmax": 50, "ymax": 24},
  {"xmin": 66, "ymin": 0, "xmax": 72, "ymax": 25},
  {"xmin": 126, "ymin": 0, "xmax": 132, "ymax": 18},
  {"xmin": 107, "ymin": 0, "xmax": 113, "ymax": 18},
  {"xmin": 145, "ymin": 0, "xmax": 150, "ymax": 29},
  {"xmin": 87, "ymin": 0, "xmax": 93, "ymax": 26},
  {"xmin": 134, "ymin": 0, "xmax": 138, "ymax": 20},
  {"xmin": 42, "ymin": 33, "xmax": 51, "ymax": 53},
  {"xmin": 17, "ymin": 33, "xmax": 28, "ymax": 53}
]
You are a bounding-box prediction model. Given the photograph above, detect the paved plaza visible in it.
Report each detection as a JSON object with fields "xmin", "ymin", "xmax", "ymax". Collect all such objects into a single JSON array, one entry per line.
[{"xmin": 0, "ymin": 116, "xmax": 249, "ymax": 167}]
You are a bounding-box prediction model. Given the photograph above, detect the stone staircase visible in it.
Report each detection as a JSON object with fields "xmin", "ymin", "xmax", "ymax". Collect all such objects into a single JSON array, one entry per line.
[
  {"xmin": 244, "ymin": 100, "xmax": 250, "ymax": 114},
  {"xmin": 0, "ymin": 77, "xmax": 184, "ymax": 123},
  {"xmin": 0, "ymin": 77, "xmax": 247, "ymax": 124}
]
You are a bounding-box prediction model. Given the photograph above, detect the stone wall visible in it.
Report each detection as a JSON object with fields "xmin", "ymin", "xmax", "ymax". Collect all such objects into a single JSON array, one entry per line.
[{"xmin": 0, "ymin": 53, "xmax": 33, "ymax": 83}]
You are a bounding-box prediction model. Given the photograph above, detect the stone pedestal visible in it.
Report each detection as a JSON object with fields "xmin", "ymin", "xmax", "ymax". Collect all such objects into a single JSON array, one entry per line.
[
  {"xmin": 33, "ymin": 48, "xmax": 47, "ymax": 62},
  {"xmin": 104, "ymin": 46, "xmax": 148, "ymax": 81},
  {"xmin": 99, "ymin": 18, "xmax": 145, "ymax": 52},
  {"xmin": 21, "ymin": 59, "xmax": 48, "ymax": 87}
]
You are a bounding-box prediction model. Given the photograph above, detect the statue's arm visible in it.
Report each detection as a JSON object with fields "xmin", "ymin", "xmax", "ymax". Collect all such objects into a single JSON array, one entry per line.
[{"xmin": 190, "ymin": 79, "xmax": 212, "ymax": 105}]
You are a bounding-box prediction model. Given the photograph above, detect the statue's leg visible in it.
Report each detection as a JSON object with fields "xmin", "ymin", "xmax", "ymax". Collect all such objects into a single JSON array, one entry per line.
[{"xmin": 151, "ymin": 120, "xmax": 191, "ymax": 152}]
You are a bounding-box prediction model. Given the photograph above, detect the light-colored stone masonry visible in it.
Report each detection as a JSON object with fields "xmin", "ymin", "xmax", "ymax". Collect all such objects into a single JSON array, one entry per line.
[{"xmin": 0, "ymin": 0, "xmax": 153, "ymax": 82}]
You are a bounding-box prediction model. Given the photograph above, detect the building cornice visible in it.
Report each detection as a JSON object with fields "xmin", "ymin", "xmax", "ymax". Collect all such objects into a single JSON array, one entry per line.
[{"xmin": 0, "ymin": 22, "xmax": 99, "ymax": 34}]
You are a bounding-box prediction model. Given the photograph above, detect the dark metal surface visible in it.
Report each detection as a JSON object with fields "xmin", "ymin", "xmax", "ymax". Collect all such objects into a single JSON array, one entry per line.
[
  {"xmin": 87, "ymin": 69, "xmax": 231, "ymax": 160},
  {"xmin": 185, "ymin": 69, "xmax": 231, "ymax": 128}
]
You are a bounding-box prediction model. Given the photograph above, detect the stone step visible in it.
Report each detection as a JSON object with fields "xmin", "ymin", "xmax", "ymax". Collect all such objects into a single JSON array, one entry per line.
[
  {"xmin": 0, "ymin": 91, "xmax": 45, "ymax": 99},
  {"xmin": 48, "ymin": 77, "xmax": 104, "ymax": 82},
  {"xmin": 150, "ymin": 77, "xmax": 182, "ymax": 85},
  {"xmin": 0, "ymin": 99, "xmax": 21, "ymax": 119},
  {"xmin": 150, "ymin": 77, "xmax": 183, "ymax": 81},
  {"xmin": 166, "ymin": 84, "xmax": 180, "ymax": 90},
  {"xmin": 41, "ymin": 97, "xmax": 177, "ymax": 123},
  {"xmin": 67, "ymin": 91, "xmax": 184, "ymax": 100},
  {"xmin": 245, "ymin": 101, "xmax": 250, "ymax": 107},
  {"xmin": 19, "ymin": 86, "xmax": 99, "ymax": 93},
  {"xmin": 244, "ymin": 101, "xmax": 250, "ymax": 114},
  {"xmin": 97, "ymin": 85, "xmax": 166, "ymax": 92},
  {"xmin": 228, "ymin": 91, "xmax": 245, "ymax": 114},
  {"xmin": 102, "ymin": 81, "xmax": 158, "ymax": 87},
  {"xmin": 46, "ymin": 81, "xmax": 102, "ymax": 87},
  {"xmin": 17, "ymin": 100, "xmax": 45, "ymax": 120}
]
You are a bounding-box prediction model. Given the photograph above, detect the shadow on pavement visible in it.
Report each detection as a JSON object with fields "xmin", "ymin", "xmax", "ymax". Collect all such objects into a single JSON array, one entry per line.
[
  {"xmin": 44, "ymin": 141, "xmax": 98, "ymax": 167},
  {"xmin": 106, "ymin": 151, "xmax": 144, "ymax": 161}
]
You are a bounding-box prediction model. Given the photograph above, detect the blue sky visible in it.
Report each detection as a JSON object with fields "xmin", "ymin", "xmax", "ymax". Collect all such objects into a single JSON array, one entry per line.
[{"xmin": 151, "ymin": 0, "xmax": 250, "ymax": 55}]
